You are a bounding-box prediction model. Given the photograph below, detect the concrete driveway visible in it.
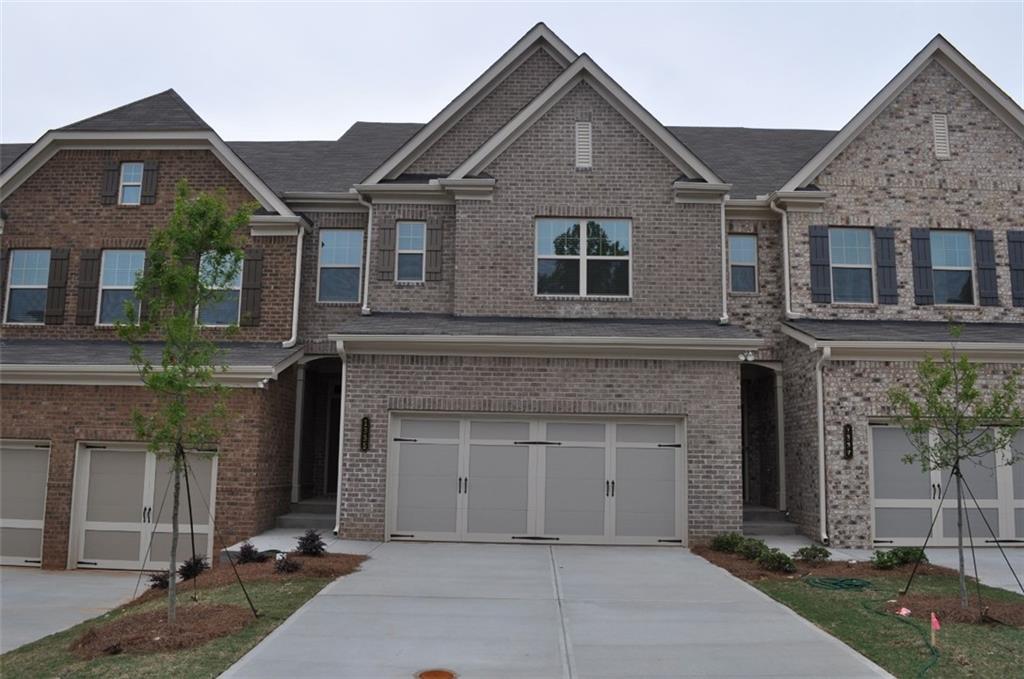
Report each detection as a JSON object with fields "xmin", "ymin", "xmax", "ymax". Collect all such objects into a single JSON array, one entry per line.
[
  {"xmin": 223, "ymin": 543, "xmax": 887, "ymax": 678},
  {"xmin": 0, "ymin": 567, "xmax": 139, "ymax": 653}
]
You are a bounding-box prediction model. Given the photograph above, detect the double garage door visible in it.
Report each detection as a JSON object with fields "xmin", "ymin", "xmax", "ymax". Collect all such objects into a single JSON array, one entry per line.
[
  {"xmin": 872, "ymin": 426, "xmax": 1024, "ymax": 546},
  {"xmin": 0, "ymin": 441, "xmax": 51, "ymax": 566},
  {"xmin": 387, "ymin": 415, "xmax": 686, "ymax": 545}
]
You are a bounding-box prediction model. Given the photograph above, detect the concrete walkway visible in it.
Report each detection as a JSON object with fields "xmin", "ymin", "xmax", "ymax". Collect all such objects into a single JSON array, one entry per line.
[
  {"xmin": 0, "ymin": 567, "xmax": 139, "ymax": 653},
  {"xmin": 223, "ymin": 543, "xmax": 887, "ymax": 678}
]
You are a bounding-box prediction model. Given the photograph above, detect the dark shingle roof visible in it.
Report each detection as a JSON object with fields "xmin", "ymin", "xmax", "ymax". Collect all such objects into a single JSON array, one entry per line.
[
  {"xmin": 333, "ymin": 312, "xmax": 757, "ymax": 340},
  {"xmin": 59, "ymin": 89, "xmax": 211, "ymax": 133},
  {"xmin": 0, "ymin": 340, "xmax": 300, "ymax": 368},
  {"xmin": 669, "ymin": 127, "xmax": 836, "ymax": 199},
  {"xmin": 229, "ymin": 122, "xmax": 422, "ymax": 194},
  {"xmin": 786, "ymin": 320, "xmax": 1024, "ymax": 344},
  {"xmin": 1, "ymin": 143, "xmax": 32, "ymax": 172}
]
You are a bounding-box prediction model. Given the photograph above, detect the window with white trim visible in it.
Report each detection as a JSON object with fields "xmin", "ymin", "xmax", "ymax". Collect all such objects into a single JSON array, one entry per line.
[
  {"xmin": 536, "ymin": 218, "xmax": 631, "ymax": 296},
  {"xmin": 119, "ymin": 162, "xmax": 144, "ymax": 205},
  {"xmin": 318, "ymin": 229, "xmax": 363, "ymax": 302},
  {"xmin": 931, "ymin": 230, "xmax": 974, "ymax": 305},
  {"xmin": 829, "ymin": 227, "xmax": 874, "ymax": 303},
  {"xmin": 728, "ymin": 234, "xmax": 757, "ymax": 293},
  {"xmin": 197, "ymin": 252, "xmax": 242, "ymax": 326},
  {"xmin": 4, "ymin": 249, "xmax": 50, "ymax": 324},
  {"xmin": 396, "ymin": 221, "xmax": 426, "ymax": 283},
  {"xmin": 98, "ymin": 249, "xmax": 144, "ymax": 324}
]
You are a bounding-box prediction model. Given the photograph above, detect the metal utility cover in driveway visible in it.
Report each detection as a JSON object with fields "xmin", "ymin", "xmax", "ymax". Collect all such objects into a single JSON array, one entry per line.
[{"xmin": 223, "ymin": 542, "xmax": 888, "ymax": 678}]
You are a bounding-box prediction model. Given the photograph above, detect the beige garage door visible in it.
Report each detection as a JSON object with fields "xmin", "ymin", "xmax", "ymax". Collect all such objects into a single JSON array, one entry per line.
[{"xmin": 0, "ymin": 441, "xmax": 50, "ymax": 566}]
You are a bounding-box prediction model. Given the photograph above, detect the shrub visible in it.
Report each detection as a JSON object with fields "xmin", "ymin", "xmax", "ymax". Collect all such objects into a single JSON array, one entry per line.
[
  {"xmin": 872, "ymin": 547, "xmax": 927, "ymax": 570},
  {"xmin": 737, "ymin": 537, "xmax": 768, "ymax": 560},
  {"xmin": 296, "ymin": 529, "xmax": 327, "ymax": 557},
  {"xmin": 710, "ymin": 532, "xmax": 745, "ymax": 553},
  {"xmin": 177, "ymin": 555, "xmax": 209, "ymax": 581},
  {"xmin": 274, "ymin": 553, "xmax": 301, "ymax": 574},
  {"xmin": 794, "ymin": 545, "xmax": 831, "ymax": 564},
  {"xmin": 148, "ymin": 572, "xmax": 169, "ymax": 590},
  {"xmin": 236, "ymin": 541, "xmax": 267, "ymax": 565},
  {"xmin": 757, "ymin": 548, "xmax": 797, "ymax": 573},
  {"xmin": 871, "ymin": 550, "xmax": 900, "ymax": 570}
]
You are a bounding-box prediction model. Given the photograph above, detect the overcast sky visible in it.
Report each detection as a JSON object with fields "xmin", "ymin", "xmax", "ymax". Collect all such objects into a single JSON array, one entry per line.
[{"xmin": 1, "ymin": 2, "xmax": 1021, "ymax": 143}]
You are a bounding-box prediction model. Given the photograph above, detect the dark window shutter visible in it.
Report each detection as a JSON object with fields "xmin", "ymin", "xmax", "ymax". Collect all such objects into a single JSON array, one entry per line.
[
  {"xmin": 377, "ymin": 225, "xmax": 396, "ymax": 281},
  {"xmin": 101, "ymin": 161, "xmax": 120, "ymax": 205},
  {"xmin": 76, "ymin": 249, "xmax": 102, "ymax": 324},
  {"xmin": 44, "ymin": 248, "xmax": 70, "ymax": 325},
  {"xmin": 910, "ymin": 228, "xmax": 934, "ymax": 305},
  {"xmin": 0, "ymin": 248, "xmax": 7, "ymax": 313},
  {"xmin": 1008, "ymin": 230, "xmax": 1024, "ymax": 308},
  {"xmin": 239, "ymin": 248, "xmax": 263, "ymax": 327},
  {"xmin": 873, "ymin": 227, "xmax": 898, "ymax": 305},
  {"xmin": 809, "ymin": 225, "xmax": 831, "ymax": 303},
  {"xmin": 425, "ymin": 223, "xmax": 443, "ymax": 282},
  {"xmin": 973, "ymin": 230, "xmax": 999, "ymax": 306},
  {"xmin": 141, "ymin": 161, "xmax": 159, "ymax": 205}
]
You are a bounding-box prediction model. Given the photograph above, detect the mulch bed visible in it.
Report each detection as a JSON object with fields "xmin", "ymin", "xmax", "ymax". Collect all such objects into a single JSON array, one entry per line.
[
  {"xmin": 885, "ymin": 593, "xmax": 1024, "ymax": 628},
  {"xmin": 693, "ymin": 546, "xmax": 955, "ymax": 581},
  {"xmin": 70, "ymin": 603, "xmax": 253, "ymax": 659},
  {"xmin": 130, "ymin": 552, "xmax": 366, "ymax": 606}
]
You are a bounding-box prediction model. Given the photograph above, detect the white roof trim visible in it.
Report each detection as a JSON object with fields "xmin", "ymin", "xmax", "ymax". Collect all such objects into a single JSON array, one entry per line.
[
  {"xmin": 780, "ymin": 324, "xmax": 1024, "ymax": 363},
  {"xmin": 361, "ymin": 23, "xmax": 577, "ymax": 184},
  {"xmin": 449, "ymin": 54, "xmax": 723, "ymax": 183},
  {"xmin": 0, "ymin": 130, "xmax": 295, "ymax": 217},
  {"xmin": 781, "ymin": 35, "xmax": 1024, "ymax": 192}
]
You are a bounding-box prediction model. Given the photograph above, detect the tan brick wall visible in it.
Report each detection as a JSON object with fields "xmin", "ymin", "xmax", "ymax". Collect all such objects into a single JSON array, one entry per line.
[
  {"xmin": 339, "ymin": 354, "xmax": 742, "ymax": 543},
  {"xmin": 0, "ymin": 149, "xmax": 297, "ymax": 340},
  {"xmin": 781, "ymin": 337, "xmax": 822, "ymax": 540},
  {"xmin": 727, "ymin": 218, "xmax": 785, "ymax": 359},
  {"xmin": 0, "ymin": 370, "xmax": 295, "ymax": 568},
  {"xmin": 297, "ymin": 210, "xmax": 367, "ymax": 341}
]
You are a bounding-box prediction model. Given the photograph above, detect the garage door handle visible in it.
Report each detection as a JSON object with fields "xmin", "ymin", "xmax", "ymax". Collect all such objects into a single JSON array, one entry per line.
[
  {"xmin": 513, "ymin": 441, "xmax": 561, "ymax": 445},
  {"xmin": 611, "ymin": 480, "xmax": 615, "ymax": 497},
  {"xmin": 606, "ymin": 480, "xmax": 610, "ymax": 497},
  {"xmin": 658, "ymin": 443, "xmax": 682, "ymax": 448}
]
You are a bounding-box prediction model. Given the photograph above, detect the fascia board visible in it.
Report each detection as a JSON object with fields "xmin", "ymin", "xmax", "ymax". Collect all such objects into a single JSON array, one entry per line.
[
  {"xmin": 361, "ymin": 25, "xmax": 578, "ymax": 185},
  {"xmin": 779, "ymin": 324, "xmax": 1024, "ymax": 361},
  {"xmin": 0, "ymin": 361, "xmax": 297, "ymax": 387},
  {"xmin": 353, "ymin": 183, "xmax": 453, "ymax": 204}
]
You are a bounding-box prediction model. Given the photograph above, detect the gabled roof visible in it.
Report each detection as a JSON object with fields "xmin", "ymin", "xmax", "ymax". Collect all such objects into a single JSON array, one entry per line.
[
  {"xmin": 360, "ymin": 22, "xmax": 577, "ymax": 185},
  {"xmin": 1, "ymin": 143, "xmax": 32, "ymax": 173},
  {"xmin": 59, "ymin": 89, "xmax": 212, "ymax": 132},
  {"xmin": 781, "ymin": 34, "xmax": 1024, "ymax": 192},
  {"xmin": 449, "ymin": 54, "xmax": 724, "ymax": 185}
]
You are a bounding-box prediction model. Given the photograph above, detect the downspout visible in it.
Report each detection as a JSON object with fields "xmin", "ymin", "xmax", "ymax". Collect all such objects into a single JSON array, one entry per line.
[
  {"xmin": 719, "ymin": 195, "xmax": 729, "ymax": 324},
  {"xmin": 814, "ymin": 346, "xmax": 831, "ymax": 545},
  {"xmin": 769, "ymin": 197, "xmax": 802, "ymax": 319},
  {"xmin": 282, "ymin": 224, "xmax": 305, "ymax": 348},
  {"xmin": 358, "ymin": 195, "xmax": 374, "ymax": 316},
  {"xmin": 332, "ymin": 342, "xmax": 348, "ymax": 535}
]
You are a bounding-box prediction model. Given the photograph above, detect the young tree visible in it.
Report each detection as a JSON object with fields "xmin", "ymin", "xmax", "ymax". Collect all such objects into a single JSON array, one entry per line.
[
  {"xmin": 887, "ymin": 325, "xmax": 1023, "ymax": 608},
  {"xmin": 118, "ymin": 179, "xmax": 254, "ymax": 623}
]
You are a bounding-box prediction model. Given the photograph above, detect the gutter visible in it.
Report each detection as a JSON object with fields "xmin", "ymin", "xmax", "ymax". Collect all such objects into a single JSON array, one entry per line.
[
  {"xmin": 358, "ymin": 193, "xmax": 374, "ymax": 316},
  {"xmin": 768, "ymin": 196, "xmax": 801, "ymax": 319},
  {"xmin": 814, "ymin": 346, "xmax": 831, "ymax": 545},
  {"xmin": 719, "ymin": 196, "xmax": 729, "ymax": 325},
  {"xmin": 281, "ymin": 223, "xmax": 306, "ymax": 348}
]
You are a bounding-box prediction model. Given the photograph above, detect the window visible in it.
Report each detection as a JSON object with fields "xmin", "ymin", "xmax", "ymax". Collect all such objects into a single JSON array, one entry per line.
[
  {"xmin": 119, "ymin": 162, "xmax": 144, "ymax": 205},
  {"xmin": 536, "ymin": 218, "xmax": 630, "ymax": 296},
  {"xmin": 728, "ymin": 234, "xmax": 757, "ymax": 292},
  {"xmin": 4, "ymin": 249, "xmax": 50, "ymax": 323},
  {"xmin": 931, "ymin": 231, "xmax": 974, "ymax": 305},
  {"xmin": 197, "ymin": 252, "xmax": 242, "ymax": 326},
  {"xmin": 829, "ymin": 228, "xmax": 874, "ymax": 303},
  {"xmin": 98, "ymin": 250, "xmax": 144, "ymax": 324},
  {"xmin": 318, "ymin": 229, "xmax": 363, "ymax": 302},
  {"xmin": 396, "ymin": 222, "xmax": 426, "ymax": 283}
]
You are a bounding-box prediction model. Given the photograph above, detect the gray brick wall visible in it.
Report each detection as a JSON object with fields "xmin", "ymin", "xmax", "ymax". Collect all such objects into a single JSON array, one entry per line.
[{"xmin": 727, "ymin": 218, "xmax": 785, "ymax": 359}]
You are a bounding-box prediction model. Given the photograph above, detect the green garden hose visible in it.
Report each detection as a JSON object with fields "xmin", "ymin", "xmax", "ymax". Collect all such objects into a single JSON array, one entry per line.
[{"xmin": 804, "ymin": 577, "xmax": 873, "ymax": 591}]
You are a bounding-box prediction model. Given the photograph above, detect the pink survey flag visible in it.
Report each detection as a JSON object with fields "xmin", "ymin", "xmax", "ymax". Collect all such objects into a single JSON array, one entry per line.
[{"xmin": 931, "ymin": 612, "xmax": 941, "ymax": 631}]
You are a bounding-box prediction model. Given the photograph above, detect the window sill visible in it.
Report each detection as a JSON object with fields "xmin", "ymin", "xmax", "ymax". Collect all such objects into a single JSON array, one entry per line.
[
  {"xmin": 535, "ymin": 294, "xmax": 632, "ymax": 302},
  {"xmin": 117, "ymin": 204, "xmax": 141, "ymax": 208},
  {"xmin": 394, "ymin": 281, "xmax": 426, "ymax": 287},
  {"xmin": 933, "ymin": 303, "xmax": 980, "ymax": 309},
  {"xmin": 728, "ymin": 291, "xmax": 760, "ymax": 297},
  {"xmin": 829, "ymin": 302, "xmax": 878, "ymax": 308},
  {"xmin": 316, "ymin": 300, "xmax": 362, "ymax": 306},
  {"xmin": 2, "ymin": 321, "xmax": 45, "ymax": 327}
]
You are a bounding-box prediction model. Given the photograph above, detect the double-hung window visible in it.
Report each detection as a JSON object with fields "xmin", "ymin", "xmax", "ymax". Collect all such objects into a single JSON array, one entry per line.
[
  {"xmin": 4, "ymin": 249, "xmax": 50, "ymax": 323},
  {"xmin": 931, "ymin": 231, "xmax": 974, "ymax": 305},
  {"xmin": 728, "ymin": 234, "xmax": 757, "ymax": 292},
  {"xmin": 829, "ymin": 228, "xmax": 874, "ymax": 303},
  {"xmin": 536, "ymin": 218, "xmax": 630, "ymax": 296},
  {"xmin": 98, "ymin": 250, "xmax": 145, "ymax": 324},
  {"xmin": 119, "ymin": 162, "xmax": 144, "ymax": 205},
  {"xmin": 396, "ymin": 221, "xmax": 426, "ymax": 283},
  {"xmin": 318, "ymin": 229, "xmax": 363, "ymax": 302},
  {"xmin": 198, "ymin": 252, "xmax": 243, "ymax": 326}
]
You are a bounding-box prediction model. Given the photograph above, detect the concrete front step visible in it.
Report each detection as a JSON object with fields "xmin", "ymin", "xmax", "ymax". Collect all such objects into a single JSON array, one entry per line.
[
  {"xmin": 742, "ymin": 506, "xmax": 788, "ymax": 522},
  {"xmin": 289, "ymin": 499, "xmax": 335, "ymax": 515},
  {"xmin": 743, "ymin": 521, "xmax": 799, "ymax": 536},
  {"xmin": 275, "ymin": 512, "xmax": 335, "ymax": 530}
]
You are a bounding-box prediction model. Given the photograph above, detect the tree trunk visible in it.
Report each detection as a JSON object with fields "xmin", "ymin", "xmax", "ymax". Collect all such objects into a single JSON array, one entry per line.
[
  {"xmin": 168, "ymin": 444, "xmax": 183, "ymax": 624},
  {"xmin": 955, "ymin": 471, "xmax": 967, "ymax": 608}
]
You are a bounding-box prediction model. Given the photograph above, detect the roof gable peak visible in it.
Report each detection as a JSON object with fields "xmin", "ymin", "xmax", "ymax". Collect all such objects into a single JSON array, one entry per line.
[{"xmin": 59, "ymin": 88, "xmax": 211, "ymax": 133}]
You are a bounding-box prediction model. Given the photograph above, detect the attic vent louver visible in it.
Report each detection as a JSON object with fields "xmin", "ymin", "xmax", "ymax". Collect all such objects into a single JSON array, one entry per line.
[
  {"xmin": 932, "ymin": 113, "xmax": 950, "ymax": 159},
  {"xmin": 575, "ymin": 121, "xmax": 593, "ymax": 169}
]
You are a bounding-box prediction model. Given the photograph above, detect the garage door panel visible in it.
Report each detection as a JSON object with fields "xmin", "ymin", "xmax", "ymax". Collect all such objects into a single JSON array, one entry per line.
[
  {"xmin": 941, "ymin": 451, "xmax": 999, "ymax": 500},
  {"xmin": 616, "ymin": 511, "xmax": 675, "ymax": 538},
  {"xmin": 469, "ymin": 421, "xmax": 530, "ymax": 440},
  {"xmin": 396, "ymin": 507, "xmax": 458, "ymax": 533},
  {"xmin": 874, "ymin": 508, "xmax": 933, "ymax": 539},
  {"xmin": 545, "ymin": 446, "xmax": 605, "ymax": 478},
  {"xmin": 546, "ymin": 422, "xmax": 605, "ymax": 442},
  {"xmin": 1011, "ymin": 432, "xmax": 1023, "ymax": 497},
  {"xmin": 616, "ymin": 424, "xmax": 676, "ymax": 444},
  {"xmin": 397, "ymin": 443, "xmax": 459, "ymax": 477},
  {"xmin": 397, "ymin": 475, "xmax": 458, "ymax": 509},
  {"xmin": 941, "ymin": 508, "xmax": 999, "ymax": 539},
  {"xmin": 401, "ymin": 419, "xmax": 460, "ymax": 440},
  {"xmin": 467, "ymin": 508, "xmax": 527, "ymax": 534},
  {"xmin": 544, "ymin": 508, "xmax": 606, "ymax": 536},
  {"xmin": 468, "ymin": 444, "xmax": 528, "ymax": 478},
  {"xmin": 153, "ymin": 455, "xmax": 214, "ymax": 525},
  {"xmin": 149, "ymin": 531, "xmax": 211, "ymax": 563},
  {"xmin": 86, "ymin": 450, "xmax": 147, "ymax": 523},
  {"xmin": 1017, "ymin": 509, "xmax": 1024, "ymax": 538},
  {"xmin": 1, "ymin": 449, "xmax": 49, "ymax": 521},
  {"xmin": 873, "ymin": 428, "xmax": 931, "ymax": 500},
  {"xmin": 0, "ymin": 527, "xmax": 43, "ymax": 559},
  {"xmin": 82, "ymin": 530, "xmax": 141, "ymax": 562}
]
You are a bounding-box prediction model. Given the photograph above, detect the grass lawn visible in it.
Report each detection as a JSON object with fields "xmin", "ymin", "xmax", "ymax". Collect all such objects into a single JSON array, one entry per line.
[
  {"xmin": 1, "ymin": 574, "xmax": 335, "ymax": 678},
  {"xmin": 756, "ymin": 573, "xmax": 1024, "ymax": 679}
]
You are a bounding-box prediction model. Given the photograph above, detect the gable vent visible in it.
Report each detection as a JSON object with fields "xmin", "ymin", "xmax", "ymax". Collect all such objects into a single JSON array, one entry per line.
[
  {"xmin": 932, "ymin": 113, "xmax": 950, "ymax": 159},
  {"xmin": 574, "ymin": 121, "xmax": 593, "ymax": 169}
]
